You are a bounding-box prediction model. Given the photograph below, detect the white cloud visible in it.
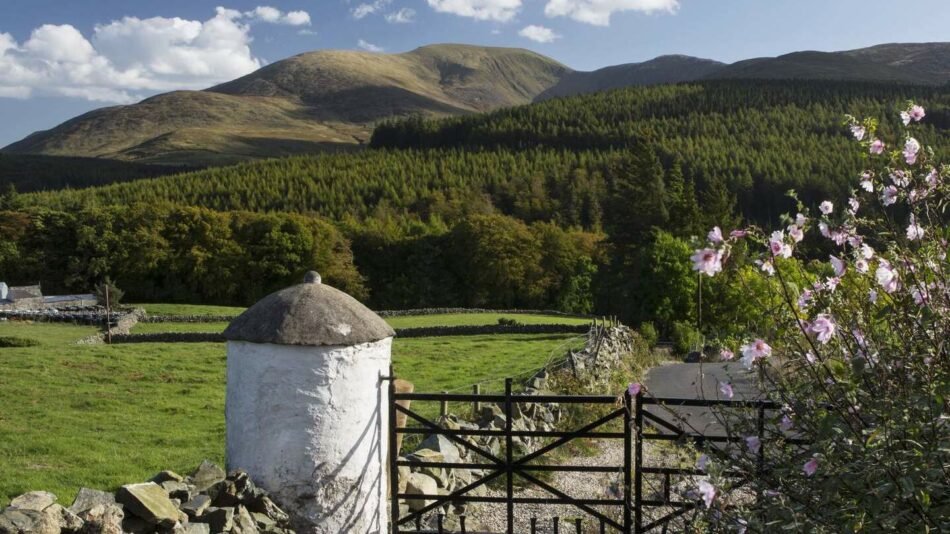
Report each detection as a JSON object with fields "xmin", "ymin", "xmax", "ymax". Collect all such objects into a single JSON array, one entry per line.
[
  {"xmin": 357, "ymin": 39, "xmax": 385, "ymax": 53},
  {"xmin": 0, "ymin": 6, "xmax": 312, "ymax": 103},
  {"xmin": 518, "ymin": 24, "xmax": 560, "ymax": 43},
  {"xmin": 544, "ymin": 0, "xmax": 677, "ymax": 26},
  {"xmin": 245, "ymin": 6, "xmax": 312, "ymax": 25},
  {"xmin": 426, "ymin": 0, "xmax": 522, "ymax": 22},
  {"xmin": 352, "ymin": 0, "xmax": 392, "ymax": 19},
  {"xmin": 385, "ymin": 8, "xmax": 416, "ymax": 23}
]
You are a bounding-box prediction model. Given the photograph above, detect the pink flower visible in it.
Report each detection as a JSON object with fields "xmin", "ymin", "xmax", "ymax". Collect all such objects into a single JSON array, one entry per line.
[
  {"xmin": 628, "ymin": 383, "xmax": 641, "ymax": 396},
  {"xmin": 740, "ymin": 339, "xmax": 772, "ymax": 368},
  {"xmin": 925, "ymin": 168, "xmax": 939, "ymax": 188},
  {"xmin": 882, "ymin": 185, "xmax": 898, "ymax": 206},
  {"xmin": 809, "ymin": 314, "xmax": 837, "ymax": 344},
  {"xmin": 720, "ymin": 348, "xmax": 734, "ymax": 361},
  {"xmin": 848, "ymin": 197, "xmax": 859, "ymax": 213},
  {"xmin": 855, "ymin": 258, "xmax": 869, "ymax": 273},
  {"xmin": 819, "ymin": 222, "xmax": 831, "ymax": 238},
  {"xmin": 697, "ymin": 480, "xmax": 716, "ymax": 508},
  {"xmin": 901, "ymin": 111, "xmax": 912, "ymax": 126},
  {"xmin": 830, "ymin": 255, "xmax": 846, "ymax": 277},
  {"xmin": 788, "ymin": 225, "xmax": 803, "ymax": 243},
  {"xmin": 906, "ymin": 215, "xmax": 924, "ymax": 241},
  {"xmin": 719, "ymin": 381, "xmax": 734, "ymax": 399},
  {"xmin": 795, "ymin": 213, "xmax": 807, "ymax": 227},
  {"xmin": 903, "ymin": 138, "xmax": 921, "ymax": 165},
  {"xmin": 691, "ymin": 248, "xmax": 723, "ymax": 277},
  {"xmin": 729, "ymin": 229, "xmax": 748, "ymax": 238},
  {"xmin": 869, "ymin": 289, "xmax": 878, "ymax": 304},
  {"xmin": 759, "ymin": 260, "xmax": 775, "ymax": 276},
  {"xmin": 869, "ymin": 139, "xmax": 885, "ymax": 155},
  {"xmin": 745, "ymin": 436, "xmax": 761, "ymax": 454},
  {"xmin": 909, "ymin": 104, "xmax": 925, "ymax": 122},
  {"xmin": 824, "ymin": 276, "xmax": 840, "ymax": 293},
  {"xmin": 781, "ymin": 414, "xmax": 794, "ymax": 431},
  {"xmin": 860, "ymin": 173, "xmax": 873, "ymax": 192},
  {"xmin": 876, "ymin": 260, "xmax": 900, "ymax": 294},
  {"xmin": 819, "ymin": 201, "xmax": 833, "ymax": 215},
  {"xmin": 797, "ymin": 289, "xmax": 813, "ymax": 310},
  {"xmin": 891, "ymin": 170, "xmax": 909, "ymax": 188},
  {"xmin": 860, "ymin": 244, "xmax": 874, "ymax": 260},
  {"xmin": 768, "ymin": 231, "xmax": 792, "ymax": 258},
  {"xmin": 805, "ymin": 351, "xmax": 817, "ymax": 364},
  {"xmin": 803, "ymin": 458, "xmax": 819, "ymax": 477},
  {"xmin": 707, "ymin": 226, "xmax": 723, "ymax": 244},
  {"xmin": 850, "ymin": 124, "xmax": 866, "ymax": 140}
]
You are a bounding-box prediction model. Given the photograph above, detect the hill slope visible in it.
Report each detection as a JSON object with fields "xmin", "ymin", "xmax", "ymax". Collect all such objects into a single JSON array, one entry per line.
[
  {"xmin": 4, "ymin": 42, "xmax": 950, "ymax": 167},
  {"xmin": 3, "ymin": 45, "xmax": 569, "ymax": 165}
]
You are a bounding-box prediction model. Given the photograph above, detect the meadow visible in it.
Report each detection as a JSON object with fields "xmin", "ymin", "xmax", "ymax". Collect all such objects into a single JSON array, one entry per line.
[{"xmin": 0, "ymin": 315, "xmax": 586, "ymax": 502}]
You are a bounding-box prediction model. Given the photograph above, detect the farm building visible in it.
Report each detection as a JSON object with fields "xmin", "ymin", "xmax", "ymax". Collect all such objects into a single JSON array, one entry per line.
[{"xmin": 0, "ymin": 282, "xmax": 97, "ymax": 310}]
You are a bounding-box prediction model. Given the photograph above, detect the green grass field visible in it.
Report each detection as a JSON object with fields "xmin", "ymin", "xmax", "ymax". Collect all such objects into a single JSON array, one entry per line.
[{"xmin": 0, "ymin": 320, "xmax": 585, "ymax": 502}]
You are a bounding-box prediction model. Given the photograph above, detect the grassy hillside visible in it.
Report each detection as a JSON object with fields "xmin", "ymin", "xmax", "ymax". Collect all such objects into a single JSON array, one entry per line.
[{"xmin": 2, "ymin": 45, "xmax": 568, "ymax": 166}]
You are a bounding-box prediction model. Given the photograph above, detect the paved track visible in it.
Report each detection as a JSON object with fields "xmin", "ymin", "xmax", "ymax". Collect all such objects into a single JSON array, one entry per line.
[{"xmin": 642, "ymin": 362, "xmax": 761, "ymax": 439}]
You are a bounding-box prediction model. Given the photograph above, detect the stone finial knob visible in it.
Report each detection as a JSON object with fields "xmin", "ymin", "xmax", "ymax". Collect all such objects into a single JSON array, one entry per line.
[{"xmin": 304, "ymin": 271, "xmax": 322, "ymax": 284}]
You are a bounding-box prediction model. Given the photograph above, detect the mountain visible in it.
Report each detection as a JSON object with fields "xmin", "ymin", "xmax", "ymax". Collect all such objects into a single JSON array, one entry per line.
[
  {"xmin": 709, "ymin": 43, "xmax": 950, "ymax": 84},
  {"xmin": 4, "ymin": 42, "xmax": 950, "ymax": 166},
  {"xmin": 3, "ymin": 44, "xmax": 569, "ymax": 165},
  {"xmin": 537, "ymin": 55, "xmax": 725, "ymax": 100}
]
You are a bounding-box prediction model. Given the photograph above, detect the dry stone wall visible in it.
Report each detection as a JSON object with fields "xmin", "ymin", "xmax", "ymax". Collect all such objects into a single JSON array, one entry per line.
[{"xmin": 0, "ymin": 461, "xmax": 295, "ymax": 534}]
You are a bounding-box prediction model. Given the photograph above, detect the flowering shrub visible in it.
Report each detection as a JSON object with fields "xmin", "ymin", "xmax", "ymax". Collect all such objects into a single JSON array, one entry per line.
[{"xmin": 683, "ymin": 103, "xmax": 950, "ymax": 531}]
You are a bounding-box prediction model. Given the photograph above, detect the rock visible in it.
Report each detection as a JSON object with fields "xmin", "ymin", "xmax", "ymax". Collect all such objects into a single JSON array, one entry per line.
[
  {"xmin": 397, "ymin": 465, "xmax": 411, "ymax": 494},
  {"xmin": 179, "ymin": 523, "xmax": 209, "ymax": 534},
  {"xmin": 115, "ymin": 483, "xmax": 179, "ymax": 528},
  {"xmin": 0, "ymin": 508, "xmax": 42, "ymax": 534},
  {"xmin": 405, "ymin": 473, "xmax": 438, "ymax": 512},
  {"xmin": 120, "ymin": 515, "xmax": 152, "ymax": 534},
  {"xmin": 69, "ymin": 489, "xmax": 115, "ymax": 515},
  {"xmin": 10, "ymin": 492, "xmax": 57, "ymax": 512},
  {"xmin": 160, "ymin": 482, "xmax": 192, "ymax": 502},
  {"xmin": 179, "ymin": 496, "xmax": 210, "ymax": 519},
  {"xmin": 149, "ymin": 471, "xmax": 183, "ymax": 485},
  {"xmin": 76, "ymin": 504, "xmax": 124, "ymax": 534},
  {"xmin": 194, "ymin": 508, "xmax": 232, "ymax": 533},
  {"xmin": 243, "ymin": 497, "xmax": 286, "ymax": 525},
  {"xmin": 188, "ymin": 461, "xmax": 225, "ymax": 493},
  {"xmin": 208, "ymin": 480, "xmax": 239, "ymax": 508},
  {"xmin": 44, "ymin": 504, "xmax": 83, "ymax": 533},
  {"xmin": 231, "ymin": 507, "xmax": 257, "ymax": 534},
  {"xmin": 250, "ymin": 513, "xmax": 274, "ymax": 531},
  {"xmin": 419, "ymin": 434, "xmax": 461, "ymax": 464}
]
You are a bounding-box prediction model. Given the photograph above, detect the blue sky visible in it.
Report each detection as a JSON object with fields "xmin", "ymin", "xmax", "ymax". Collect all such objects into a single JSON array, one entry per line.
[{"xmin": 1, "ymin": 0, "xmax": 948, "ymax": 147}]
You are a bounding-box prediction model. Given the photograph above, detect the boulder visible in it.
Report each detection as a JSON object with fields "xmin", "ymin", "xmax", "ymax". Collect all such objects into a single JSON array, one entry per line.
[
  {"xmin": 0, "ymin": 508, "xmax": 42, "ymax": 534},
  {"xmin": 179, "ymin": 524, "xmax": 209, "ymax": 534},
  {"xmin": 115, "ymin": 483, "xmax": 179, "ymax": 528},
  {"xmin": 194, "ymin": 508, "xmax": 233, "ymax": 533},
  {"xmin": 396, "ymin": 465, "xmax": 411, "ymax": 494},
  {"xmin": 69, "ymin": 489, "xmax": 114, "ymax": 515},
  {"xmin": 404, "ymin": 473, "xmax": 438, "ymax": 512},
  {"xmin": 75, "ymin": 503, "xmax": 124, "ymax": 534},
  {"xmin": 43, "ymin": 504, "xmax": 83, "ymax": 533},
  {"xmin": 419, "ymin": 435, "xmax": 460, "ymax": 464},
  {"xmin": 187, "ymin": 461, "xmax": 225, "ymax": 493},
  {"xmin": 243, "ymin": 497, "xmax": 287, "ymax": 525},
  {"xmin": 119, "ymin": 515, "xmax": 152, "ymax": 534},
  {"xmin": 231, "ymin": 507, "xmax": 257, "ymax": 534},
  {"xmin": 179, "ymin": 496, "xmax": 210, "ymax": 519},
  {"xmin": 10, "ymin": 492, "xmax": 57, "ymax": 512},
  {"xmin": 160, "ymin": 482, "xmax": 192, "ymax": 502}
]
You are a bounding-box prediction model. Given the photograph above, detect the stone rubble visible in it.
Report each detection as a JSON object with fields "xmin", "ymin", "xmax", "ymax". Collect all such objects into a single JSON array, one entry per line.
[{"xmin": 0, "ymin": 462, "xmax": 295, "ymax": 534}]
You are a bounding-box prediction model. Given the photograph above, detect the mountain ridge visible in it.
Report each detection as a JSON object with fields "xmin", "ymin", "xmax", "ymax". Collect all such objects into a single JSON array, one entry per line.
[{"xmin": 4, "ymin": 41, "xmax": 949, "ymax": 165}]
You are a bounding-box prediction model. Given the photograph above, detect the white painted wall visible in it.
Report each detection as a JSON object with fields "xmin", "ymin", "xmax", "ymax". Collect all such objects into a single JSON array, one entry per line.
[{"xmin": 226, "ymin": 338, "xmax": 392, "ymax": 534}]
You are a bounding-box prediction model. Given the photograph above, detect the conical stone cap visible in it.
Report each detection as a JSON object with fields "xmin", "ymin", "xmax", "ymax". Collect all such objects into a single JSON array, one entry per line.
[{"xmin": 223, "ymin": 271, "xmax": 394, "ymax": 347}]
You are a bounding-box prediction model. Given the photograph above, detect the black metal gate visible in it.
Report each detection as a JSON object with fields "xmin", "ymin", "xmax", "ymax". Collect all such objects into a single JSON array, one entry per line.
[{"xmin": 388, "ymin": 378, "xmax": 799, "ymax": 533}]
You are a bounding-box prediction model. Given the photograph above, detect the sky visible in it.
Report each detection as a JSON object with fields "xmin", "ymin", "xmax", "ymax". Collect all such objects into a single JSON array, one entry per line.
[{"xmin": 0, "ymin": 0, "xmax": 948, "ymax": 147}]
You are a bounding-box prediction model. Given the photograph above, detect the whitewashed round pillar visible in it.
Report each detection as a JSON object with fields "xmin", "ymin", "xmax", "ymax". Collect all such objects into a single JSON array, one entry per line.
[{"xmin": 223, "ymin": 271, "xmax": 395, "ymax": 534}]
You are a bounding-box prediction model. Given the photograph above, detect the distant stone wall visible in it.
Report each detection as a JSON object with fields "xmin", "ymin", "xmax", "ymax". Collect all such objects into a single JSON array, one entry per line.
[
  {"xmin": 142, "ymin": 308, "xmax": 598, "ymax": 323},
  {"xmin": 0, "ymin": 308, "xmax": 122, "ymax": 326},
  {"xmin": 77, "ymin": 308, "xmax": 145, "ymax": 345}
]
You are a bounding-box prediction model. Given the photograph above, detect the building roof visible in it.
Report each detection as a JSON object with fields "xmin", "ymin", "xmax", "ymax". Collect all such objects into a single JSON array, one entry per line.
[
  {"xmin": 223, "ymin": 271, "xmax": 394, "ymax": 347},
  {"xmin": 9, "ymin": 285, "xmax": 42, "ymax": 300}
]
